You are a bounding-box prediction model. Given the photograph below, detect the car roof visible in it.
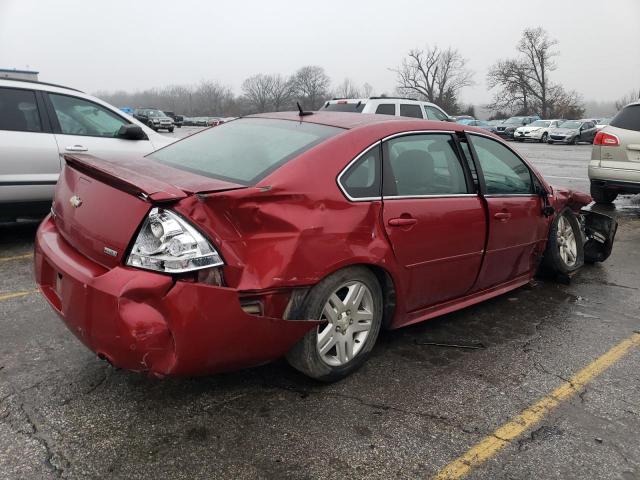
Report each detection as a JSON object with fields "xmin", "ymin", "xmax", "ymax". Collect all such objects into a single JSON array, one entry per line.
[
  {"xmin": 247, "ymin": 111, "xmax": 477, "ymax": 135},
  {"xmin": 0, "ymin": 77, "xmax": 83, "ymax": 94}
]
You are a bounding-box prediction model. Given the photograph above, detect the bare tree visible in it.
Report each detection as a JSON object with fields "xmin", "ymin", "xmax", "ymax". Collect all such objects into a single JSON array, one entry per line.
[
  {"xmin": 487, "ymin": 27, "xmax": 585, "ymax": 118},
  {"xmin": 392, "ymin": 46, "xmax": 474, "ymax": 113},
  {"xmin": 362, "ymin": 82, "xmax": 374, "ymax": 98},
  {"xmin": 486, "ymin": 59, "xmax": 532, "ymax": 114},
  {"xmin": 334, "ymin": 78, "xmax": 362, "ymax": 99},
  {"xmin": 615, "ymin": 89, "xmax": 640, "ymax": 110},
  {"xmin": 242, "ymin": 74, "xmax": 274, "ymax": 113},
  {"xmin": 517, "ymin": 27, "xmax": 558, "ymax": 117},
  {"xmin": 268, "ymin": 74, "xmax": 294, "ymax": 111},
  {"xmin": 292, "ymin": 66, "xmax": 331, "ymax": 110}
]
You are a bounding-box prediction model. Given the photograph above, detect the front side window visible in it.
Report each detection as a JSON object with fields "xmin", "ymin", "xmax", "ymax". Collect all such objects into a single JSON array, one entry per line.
[
  {"xmin": 384, "ymin": 134, "xmax": 468, "ymax": 197},
  {"xmin": 424, "ymin": 105, "xmax": 448, "ymax": 121},
  {"xmin": 340, "ymin": 145, "xmax": 381, "ymax": 199},
  {"xmin": 0, "ymin": 87, "xmax": 42, "ymax": 132},
  {"xmin": 149, "ymin": 118, "xmax": 343, "ymax": 184},
  {"xmin": 399, "ymin": 104, "xmax": 424, "ymax": 119},
  {"xmin": 468, "ymin": 134, "xmax": 532, "ymax": 195},
  {"xmin": 375, "ymin": 104, "xmax": 395, "ymax": 115},
  {"xmin": 49, "ymin": 94, "xmax": 128, "ymax": 137}
]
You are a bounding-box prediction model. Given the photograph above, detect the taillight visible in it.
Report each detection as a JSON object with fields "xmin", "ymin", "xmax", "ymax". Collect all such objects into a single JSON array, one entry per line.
[{"xmin": 594, "ymin": 131, "xmax": 619, "ymax": 146}]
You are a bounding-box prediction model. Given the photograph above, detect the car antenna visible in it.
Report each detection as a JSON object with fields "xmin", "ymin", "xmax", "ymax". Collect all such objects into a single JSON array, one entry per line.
[{"xmin": 297, "ymin": 102, "xmax": 313, "ymax": 117}]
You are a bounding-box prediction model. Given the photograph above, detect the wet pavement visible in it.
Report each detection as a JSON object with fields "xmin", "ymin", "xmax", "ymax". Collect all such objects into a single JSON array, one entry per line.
[{"xmin": 1, "ymin": 141, "xmax": 640, "ymax": 479}]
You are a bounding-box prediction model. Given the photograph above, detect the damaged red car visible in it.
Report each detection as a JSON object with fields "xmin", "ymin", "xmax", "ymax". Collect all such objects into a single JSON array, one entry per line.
[{"xmin": 34, "ymin": 112, "xmax": 617, "ymax": 381}]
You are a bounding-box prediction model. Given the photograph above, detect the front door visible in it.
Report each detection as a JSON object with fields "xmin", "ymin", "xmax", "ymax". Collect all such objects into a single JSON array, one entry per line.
[
  {"xmin": 381, "ymin": 133, "xmax": 486, "ymax": 311},
  {"xmin": 467, "ymin": 133, "xmax": 548, "ymax": 290},
  {"xmin": 45, "ymin": 92, "xmax": 155, "ymax": 161}
]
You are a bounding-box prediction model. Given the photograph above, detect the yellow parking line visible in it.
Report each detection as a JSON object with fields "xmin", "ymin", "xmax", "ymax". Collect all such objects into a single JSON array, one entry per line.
[
  {"xmin": 0, "ymin": 253, "xmax": 33, "ymax": 262},
  {"xmin": 434, "ymin": 332, "xmax": 640, "ymax": 480},
  {"xmin": 0, "ymin": 289, "xmax": 38, "ymax": 302}
]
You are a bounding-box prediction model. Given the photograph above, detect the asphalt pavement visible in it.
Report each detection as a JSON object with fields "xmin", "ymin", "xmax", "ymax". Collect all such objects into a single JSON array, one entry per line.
[{"xmin": 1, "ymin": 139, "xmax": 639, "ymax": 480}]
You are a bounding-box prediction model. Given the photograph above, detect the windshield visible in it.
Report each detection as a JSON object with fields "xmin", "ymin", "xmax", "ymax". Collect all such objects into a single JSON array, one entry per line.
[
  {"xmin": 457, "ymin": 119, "xmax": 474, "ymax": 125},
  {"xmin": 529, "ymin": 120, "xmax": 550, "ymax": 127},
  {"xmin": 505, "ymin": 117, "xmax": 525, "ymax": 125},
  {"xmin": 148, "ymin": 118, "xmax": 343, "ymax": 184},
  {"xmin": 559, "ymin": 120, "xmax": 581, "ymax": 129},
  {"xmin": 598, "ymin": 118, "xmax": 611, "ymax": 125},
  {"xmin": 147, "ymin": 110, "xmax": 166, "ymax": 117},
  {"xmin": 323, "ymin": 102, "xmax": 366, "ymax": 112}
]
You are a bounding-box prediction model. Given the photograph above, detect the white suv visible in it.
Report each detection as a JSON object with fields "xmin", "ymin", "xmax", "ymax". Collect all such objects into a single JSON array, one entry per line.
[
  {"xmin": 321, "ymin": 97, "xmax": 453, "ymax": 121},
  {"xmin": 0, "ymin": 78, "xmax": 174, "ymax": 219}
]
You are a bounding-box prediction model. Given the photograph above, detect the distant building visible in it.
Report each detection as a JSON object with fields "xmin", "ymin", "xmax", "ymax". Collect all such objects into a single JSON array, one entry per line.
[{"xmin": 0, "ymin": 68, "xmax": 39, "ymax": 81}]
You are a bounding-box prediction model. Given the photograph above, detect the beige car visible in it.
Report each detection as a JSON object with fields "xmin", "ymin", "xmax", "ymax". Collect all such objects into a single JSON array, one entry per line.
[{"xmin": 589, "ymin": 101, "xmax": 640, "ymax": 203}]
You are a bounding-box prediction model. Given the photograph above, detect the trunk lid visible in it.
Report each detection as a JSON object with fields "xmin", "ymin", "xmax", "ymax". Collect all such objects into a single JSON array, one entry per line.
[{"xmin": 53, "ymin": 154, "xmax": 246, "ymax": 268}]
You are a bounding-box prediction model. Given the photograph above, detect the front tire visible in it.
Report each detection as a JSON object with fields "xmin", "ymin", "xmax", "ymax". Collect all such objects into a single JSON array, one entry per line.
[
  {"xmin": 168, "ymin": 127, "xmax": 174, "ymax": 133},
  {"xmin": 286, "ymin": 267, "xmax": 383, "ymax": 382},
  {"xmin": 541, "ymin": 208, "xmax": 584, "ymax": 276},
  {"xmin": 540, "ymin": 132, "xmax": 548, "ymax": 143},
  {"xmin": 590, "ymin": 183, "xmax": 618, "ymax": 204}
]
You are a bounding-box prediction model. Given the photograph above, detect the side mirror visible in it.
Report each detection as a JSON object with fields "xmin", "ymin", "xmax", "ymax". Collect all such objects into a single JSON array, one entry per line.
[{"xmin": 117, "ymin": 124, "xmax": 147, "ymax": 140}]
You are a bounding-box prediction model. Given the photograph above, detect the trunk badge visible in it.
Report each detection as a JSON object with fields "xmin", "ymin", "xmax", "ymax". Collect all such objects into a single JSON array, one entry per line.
[
  {"xmin": 103, "ymin": 247, "xmax": 118, "ymax": 257},
  {"xmin": 69, "ymin": 195, "xmax": 83, "ymax": 208}
]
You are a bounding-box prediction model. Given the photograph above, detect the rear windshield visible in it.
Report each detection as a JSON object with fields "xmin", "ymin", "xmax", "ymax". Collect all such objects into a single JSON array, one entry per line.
[
  {"xmin": 610, "ymin": 105, "xmax": 640, "ymax": 132},
  {"xmin": 148, "ymin": 118, "xmax": 343, "ymax": 184},
  {"xmin": 323, "ymin": 102, "xmax": 366, "ymax": 112}
]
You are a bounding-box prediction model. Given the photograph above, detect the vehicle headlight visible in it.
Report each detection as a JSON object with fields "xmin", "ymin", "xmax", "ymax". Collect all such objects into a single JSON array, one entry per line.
[
  {"xmin": 152, "ymin": 119, "xmax": 160, "ymax": 123},
  {"xmin": 126, "ymin": 207, "xmax": 223, "ymax": 274}
]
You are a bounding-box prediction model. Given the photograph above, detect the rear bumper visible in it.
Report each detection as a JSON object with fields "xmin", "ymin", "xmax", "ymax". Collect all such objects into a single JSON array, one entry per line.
[
  {"xmin": 589, "ymin": 164, "xmax": 640, "ymax": 192},
  {"xmin": 34, "ymin": 216, "xmax": 316, "ymax": 376}
]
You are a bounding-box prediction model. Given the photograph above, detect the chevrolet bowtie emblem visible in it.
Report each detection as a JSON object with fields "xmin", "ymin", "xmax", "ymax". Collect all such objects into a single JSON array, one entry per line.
[{"xmin": 69, "ymin": 195, "xmax": 83, "ymax": 208}]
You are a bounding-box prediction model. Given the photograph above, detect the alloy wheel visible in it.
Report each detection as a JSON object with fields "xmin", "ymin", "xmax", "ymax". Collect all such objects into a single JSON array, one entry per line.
[
  {"xmin": 316, "ymin": 281, "xmax": 374, "ymax": 367},
  {"xmin": 557, "ymin": 215, "xmax": 578, "ymax": 267}
]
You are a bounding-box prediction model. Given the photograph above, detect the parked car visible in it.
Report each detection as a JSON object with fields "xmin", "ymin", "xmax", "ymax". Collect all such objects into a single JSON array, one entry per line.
[
  {"xmin": 457, "ymin": 119, "xmax": 497, "ymax": 132},
  {"xmin": 133, "ymin": 108, "xmax": 175, "ymax": 132},
  {"xmin": 207, "ymin": 117, "xmax": 225, "ymax": 127},
  {"xmin": 488, "ymin": 119, "xmax": 505, "ymax": 126},
  {"xmin": 164, "ymin": 111, "xmax": 183, "ymax": 128},
  {"xmin": 514, "ymin": 119, "xmax": 564, "ymax": 143},
  {"xmin": 547, "ymin": 120, "xmax": 597, "ymax": 145},
  {"xmin": 495, "ymin": 116, "xmax": 540, "ymax": 139},
  {"xmin": 322, "ymin": 97, "xmax": 453, "ymax": 122},
  {"xmin": 0, "ymin": 78, "xmax": 174, "ymax": 219},
  {"xmin": 34, "ymin": 112, "xmax": 616, "ymax": 381},
  {"xmin": 589, "ymin": 101, "xmax": 640, "ymax": 203},
  {"xmin": 596, "ymin": 118, "xmax": 612, "ymax": 131},
  {"xmin": 454, "ymin": 115, "xmax": 475, "ymax": 122}
]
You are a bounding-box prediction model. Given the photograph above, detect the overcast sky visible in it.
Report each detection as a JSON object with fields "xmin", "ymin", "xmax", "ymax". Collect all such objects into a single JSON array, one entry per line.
[{"xmin": 1, "ymin": 0, "xmax": 638, "ymax": 105}]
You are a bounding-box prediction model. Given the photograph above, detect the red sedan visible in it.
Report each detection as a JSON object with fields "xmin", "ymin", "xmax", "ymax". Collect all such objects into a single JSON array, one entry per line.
[{"xmin": 34, "ymin": 112, "xmax": 616, "ymax": 381}]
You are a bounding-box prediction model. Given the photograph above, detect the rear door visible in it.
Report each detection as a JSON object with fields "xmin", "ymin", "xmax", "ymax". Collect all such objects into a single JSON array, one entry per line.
[
  {"xmin": 0, "ymin": 86, "xmax": 60, "ymax": 206},
  {"xmin": 581, "ymin": 121, "xmax": 597, "ymax": 142},
  {"xmin": 381, "ymin": 132, "xmax": 486, "ymax": 311},
  {"xmin": 466, "ymin": 133, "xmax": 548, "ymax": 290},
  {"xmin": 45, "ymin": 92, "xmax": 156, "ymax": 160}
]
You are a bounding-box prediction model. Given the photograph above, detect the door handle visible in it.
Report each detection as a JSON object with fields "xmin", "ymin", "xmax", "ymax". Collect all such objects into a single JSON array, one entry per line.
[
  {"xmin": 388, "ymin": 217, "xmax": 417, "ymax": 227},
  {"xmin": 494, "ymin": 212, "xmax": 512, "ymax": 221},
  {"xmin": 65, "ymin": 145, "xmax": 88, "ymax": 152}
]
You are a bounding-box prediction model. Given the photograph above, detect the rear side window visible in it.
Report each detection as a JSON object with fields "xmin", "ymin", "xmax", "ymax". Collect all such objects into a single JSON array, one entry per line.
[
  {"xmin": 0, "ymin": 87, "xmax": 42, "ymax": 132},
  {"xmin": 610, "ymin": 105, "xmax": 640, "ymax": 132},
  {"xmin": 149, "ymin": 118, "xmax": 343, "ymax": 184},
  {"xmin": 323, "ymin": 102, "xmax": 366, "ymax": 112},
  {"xmin": 424, "ymin": 106, "xmax": 448, "ymax": 121},
  {"xmin": 375, "ymin": 104, "xmax": 396, "ymax": 115},
  {"xmin": 399, "ymin": 104, "xmax": 424, "ymax": 119},
  {"xmin": 339, "ymin": 145, "xmax": 381, "ymax": 199},
  {"xmin": 384, "ymin": 134, "xmax": 468, "ymax": 196}
]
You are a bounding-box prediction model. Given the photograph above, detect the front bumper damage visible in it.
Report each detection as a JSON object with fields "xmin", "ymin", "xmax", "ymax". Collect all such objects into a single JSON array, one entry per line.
[
  {"xmin": 580, "ymin": 205, "xmax": 618, "ymax": 263},
  {"xmin": 34, "ymin": 216, "xmax": 317, "ymax": 377}
]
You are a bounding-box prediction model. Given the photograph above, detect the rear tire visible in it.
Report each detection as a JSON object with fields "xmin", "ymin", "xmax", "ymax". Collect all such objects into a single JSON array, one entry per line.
[
  {"xmin": 286, "ymin": 267, "xmax": 383, "ymax": 382},
  {"xmin": 541, "ymin": 208, "xmax": 584, "ymax": 277},
  {"xmin": 590, "ymin": 183, "xmax": 618, "ymax": 204}
]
